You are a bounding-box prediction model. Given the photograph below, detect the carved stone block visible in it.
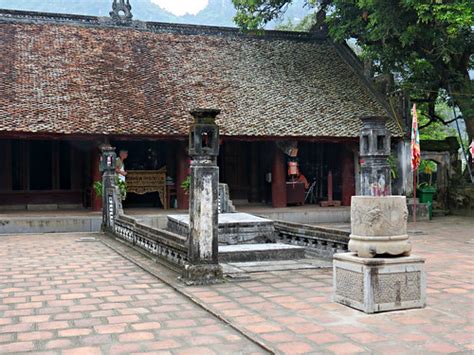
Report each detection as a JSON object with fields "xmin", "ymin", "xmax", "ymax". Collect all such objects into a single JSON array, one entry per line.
[
  {"xmin": 349, "ymin": 196, "xmax": 411, "ymax": 257},
  {"xmin": 333, "ymin": 252, "xmax": 426, "ymax": 313}
]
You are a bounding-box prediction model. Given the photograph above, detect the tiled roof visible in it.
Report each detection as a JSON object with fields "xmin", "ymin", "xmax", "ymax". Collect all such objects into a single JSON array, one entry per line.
[{"xmin": 0, "ymin": 10, "xmax": 402, "ymax": 138}]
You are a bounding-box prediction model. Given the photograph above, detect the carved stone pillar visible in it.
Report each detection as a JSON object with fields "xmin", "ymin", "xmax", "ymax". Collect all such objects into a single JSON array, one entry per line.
[
  {"xmin": 182, "ymin": 109, "xmax": 223, "ymax": 284},
  {"xmin": 100, "ymin": 144, "xmax": 121, "ymax": 231},
  {"xmin": 359, "ymin": 117, "xmax": 391, "ymax": 196}
]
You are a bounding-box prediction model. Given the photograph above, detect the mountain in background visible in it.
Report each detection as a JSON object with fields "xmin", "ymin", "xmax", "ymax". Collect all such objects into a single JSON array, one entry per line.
[{"xmin": 0, "ymin": 0, "xmax": 313, "ymax": 28}]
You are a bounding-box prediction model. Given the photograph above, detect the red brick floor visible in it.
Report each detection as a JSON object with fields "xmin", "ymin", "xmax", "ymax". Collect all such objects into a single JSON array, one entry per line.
[
  {"xmin": 0, "ymin": 234, "xmax": 265, "ymax": 354},
  {"xmin": 181, "ymin": 216, "xmax": 474, "ymax": 354},
  {"xmin": 1, "ymin": 215, "xmax": 473, "ymax": 354}
]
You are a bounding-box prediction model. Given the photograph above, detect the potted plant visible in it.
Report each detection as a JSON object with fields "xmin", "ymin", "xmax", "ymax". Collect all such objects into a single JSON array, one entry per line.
[{"xmin": 416, "ymin": 160, "xmax": 437, "ymax": 219}]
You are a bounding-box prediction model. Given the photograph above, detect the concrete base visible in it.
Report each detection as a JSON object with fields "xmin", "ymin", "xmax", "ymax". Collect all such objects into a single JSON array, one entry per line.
[
  {"xmin": 168, "ymin": 213, "xmax": 275, "ymax": 245},
  {"xmin": 181, "ymin": 264, "xmax": 223, "ymax": 286},
  {"xmin": 333, "ymin": 252, "xmax": 426, "ymax": 314}
]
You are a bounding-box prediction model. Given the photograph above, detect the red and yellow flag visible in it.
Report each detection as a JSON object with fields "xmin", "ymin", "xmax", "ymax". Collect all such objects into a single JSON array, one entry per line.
[{"xmin": 411, "ymin": 104, "xmax": 421, "ymax": 171}]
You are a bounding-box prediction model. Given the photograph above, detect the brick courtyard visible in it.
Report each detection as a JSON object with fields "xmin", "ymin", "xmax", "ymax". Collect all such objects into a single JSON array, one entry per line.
[{"xmin": 1, "ymin": 215, "xmax": 473, "ymax": 354}]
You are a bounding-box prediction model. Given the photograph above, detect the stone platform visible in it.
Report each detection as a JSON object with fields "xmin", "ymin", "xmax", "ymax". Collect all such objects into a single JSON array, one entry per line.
[
  {"xmin": 219, "ymin": 243, "xmax": 305, "ymax": 263},
  {"xmin": 167, "ymin": 213, "xmax": 275, "ymax": 245},
  {"xmin": 333, "ymin": 252, "xmax": 426, "ymax": 314}
]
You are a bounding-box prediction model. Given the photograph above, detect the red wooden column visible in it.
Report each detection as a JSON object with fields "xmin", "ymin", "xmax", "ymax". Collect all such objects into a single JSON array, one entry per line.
[
  {"xmin": 249, "ymin": 142, "xmax": 260, "ymax": 202},
  {"xmin": 271, "ymin": 146, "xmax": 287, "ymax": 208},
  {"xmin": 341, "ymin": 147, "xmax": 356, "ymax": 206},
  {"xmin": 176, "ymin": 141, "xmax": 189, "ymax": 210},
  {"xmin": 91, "ymin": 146, "xmax": 102, "ymax": 211}
]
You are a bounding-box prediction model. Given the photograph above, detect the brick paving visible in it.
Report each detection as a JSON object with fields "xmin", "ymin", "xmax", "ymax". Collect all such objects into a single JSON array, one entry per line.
[
  {"xmin": 1, "ymin": 215, "xmax": 473, "ymax": 354},
  {"xmin": 0, "ymin": 234, "xmax": 264, "ymax": 354},
  {"xmin": 182, "ymin": 216, "xmax": 474, "ymax": 354}
]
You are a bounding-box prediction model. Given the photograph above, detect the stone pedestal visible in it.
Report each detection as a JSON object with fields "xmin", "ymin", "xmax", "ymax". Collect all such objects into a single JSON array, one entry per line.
[
  {"xmin": 348, "ymin": 196, "xmax": 411, "ymax": 258},
  {"xmin": 333, "ymin": 252, "xmax": 426, "ymax": 313}
]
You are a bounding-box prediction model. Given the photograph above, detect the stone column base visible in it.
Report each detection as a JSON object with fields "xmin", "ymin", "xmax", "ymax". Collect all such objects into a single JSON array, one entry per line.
[
  {"xmin": 333, "ymin": 252, "xmax": 426, "ymax": 314},
  {"xmin": 181, "ymin": 264, "xmax": 224, "ymax": 286}
]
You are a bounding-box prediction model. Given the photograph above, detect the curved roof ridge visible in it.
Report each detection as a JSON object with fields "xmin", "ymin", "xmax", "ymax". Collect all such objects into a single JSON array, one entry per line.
[{"xmin": 0, "ymin": 8, "xmax": 326, "ymax": 41}]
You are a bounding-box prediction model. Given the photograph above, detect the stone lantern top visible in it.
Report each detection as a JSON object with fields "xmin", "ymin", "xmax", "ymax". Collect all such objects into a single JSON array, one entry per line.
[
  {"xmin": 190, "ymin": 108, "xmax": 221, "ymax": 122},
  {"xmin": 360, "ymin": 116, "xmax": 391, "ymax": 157},
  {"xmin": 99, "ymin": 144, "xmax": 116, "ymax": 173},
  {"xmin": 189, "ymin": 108, "xmax": 221, "ymax": 159}
]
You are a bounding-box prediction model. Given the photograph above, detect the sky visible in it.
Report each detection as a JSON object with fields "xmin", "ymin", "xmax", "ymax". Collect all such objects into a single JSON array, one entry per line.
[{"xmin": 150, "ymin": 0, "xmax": 209, "ymax": 16}]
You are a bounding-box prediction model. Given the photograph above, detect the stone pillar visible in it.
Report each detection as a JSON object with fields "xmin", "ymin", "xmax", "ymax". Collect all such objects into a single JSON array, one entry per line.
[
  {"xmin": 333, "ymin": 117, "xmax": 426, "ymax": 313},
  {"xmin": 100, "ymin": 144, "xmax": 121, "ymax": 231},
  {"xmin": 182, "ymin": 109, "xmax": 223, "ymax": 284},
  {"xmin": 91, "ymin": 147, "xmax": 102, "ymax": 211},
  {"xmin": 272, "ymin": 146, "xmax": 287, "ymax": 208},
  {"xmin": 359, "ymin": 117, "xmax": 391, "ymax": 196},
  {"xmin": 176, "ymin": 141, "xmax": 189, "ymax": 210}
]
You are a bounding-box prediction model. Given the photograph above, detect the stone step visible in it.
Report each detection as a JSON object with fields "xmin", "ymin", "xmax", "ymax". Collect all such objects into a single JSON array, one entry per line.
[{"xmin": 218, "ymin": 243, "xmax": 305, "ymax": 263}]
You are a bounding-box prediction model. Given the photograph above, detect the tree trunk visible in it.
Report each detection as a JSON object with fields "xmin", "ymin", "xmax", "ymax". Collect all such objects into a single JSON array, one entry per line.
[{"xmin": 451, "ymin": 73, "xmax": 474, "ymax": 143}]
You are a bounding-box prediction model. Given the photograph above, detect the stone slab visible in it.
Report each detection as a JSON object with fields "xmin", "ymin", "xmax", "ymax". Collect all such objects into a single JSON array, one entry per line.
[
  {"xmin": 169, "ymin": 212, "xmax": 273, "ymax": 225},
  {"xmin": 333, "ymin": 252, "xmax": 426, "ymax": 314},
  {"xmin": 219, "ymin": 243, "xmax": 305, "ymax": 263},
  {"xmin": 168, "ymin": 212, "xmax": 275, "ymax": 244},
  {"xmin": 223, "ymin": 259, "xmax": 332, "ymax": 274},
  {"xmin": 27, "ymin": 203, "xmax": 58, "ymax": 211}
]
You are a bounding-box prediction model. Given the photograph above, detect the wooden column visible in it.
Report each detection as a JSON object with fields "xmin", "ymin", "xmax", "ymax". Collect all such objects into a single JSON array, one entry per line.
[
  {"xmin": 341, "ymin": 147, "xmax": 356, "ymax": 206},
  {"xmin": 249, "ymin": 142, "xmax": 260, "ymax": 202},
  {"xmin": 0, "ymin": 140, "xmax": 12, "ymax": 190},
  {"xmin": 176, "ymin": 141, "xmax": 189, "ymax": 210},
  {"xmin": 271, "ymin": 146, "xmax": 287, "ymax": 208},
  {"xmin": 91, "ymin": 147, "xmax": 102, "ymax": 211},
  {"xmin": 52, "ymin": 141, "xmax": 60, "ymax": 190}
]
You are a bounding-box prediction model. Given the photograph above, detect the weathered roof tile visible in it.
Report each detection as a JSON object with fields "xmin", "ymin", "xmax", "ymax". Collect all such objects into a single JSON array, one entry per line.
[{"xmin": 0, "ymin": 11, "xmax": 401, "ymax": 138}]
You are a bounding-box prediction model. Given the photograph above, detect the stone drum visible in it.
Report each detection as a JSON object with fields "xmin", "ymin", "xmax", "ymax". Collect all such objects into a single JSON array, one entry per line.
[{"xmin": 348, "ymin": 196, "xmax": 411, "ymax": 258}]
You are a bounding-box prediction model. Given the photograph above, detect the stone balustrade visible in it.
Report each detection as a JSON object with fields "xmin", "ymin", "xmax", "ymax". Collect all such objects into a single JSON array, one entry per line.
[
  {"xmin": 113, "ymin": 214, "xmax": 188, "ymax": 270},
  {"xmin": 274, "ymin": 220, "xmax": 349, "ymax": 258}
]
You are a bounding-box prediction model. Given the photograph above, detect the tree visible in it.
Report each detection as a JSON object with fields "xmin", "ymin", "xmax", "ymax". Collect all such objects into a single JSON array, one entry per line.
[{"xmin": 232, "ymin": 0, "xmax": 474, "ymax": 142}]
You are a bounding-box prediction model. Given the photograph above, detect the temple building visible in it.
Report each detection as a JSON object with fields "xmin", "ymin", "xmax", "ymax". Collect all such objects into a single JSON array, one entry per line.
[{"xmin": 0, "ymin": 4, "xmax": 404, "ymax": 211}]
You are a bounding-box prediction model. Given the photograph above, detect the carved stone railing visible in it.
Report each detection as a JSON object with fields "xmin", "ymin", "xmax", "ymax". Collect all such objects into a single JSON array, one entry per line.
[
  {"xmin": 113, "ymin": 214, "xmax": 188, "ymax": 270},
  {"xmin": 274, "ymin": 220, "xmax": 349, "ymax": 258}
]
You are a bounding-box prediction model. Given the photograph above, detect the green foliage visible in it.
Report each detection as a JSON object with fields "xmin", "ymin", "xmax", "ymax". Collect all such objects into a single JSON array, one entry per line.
[
  {"xmin": 93, "ymin": 181, "xmax": 103, "ymax": 197},
  {"xmin": 387, "ymin": 154, "xmax": 399, "ymax": 180},
  {"xmin": 116, "ymin": 179, "xmax": 127, "ymax": 198},
  {"xmin": 419, "ymin": 159, "xmax": 437, "ymax": 187},
  {"xmin": 93, "ymin": 179, "xmax": 127, "ymax": 199},
  {"xmin": 181, "ymin": 175, "xmax": 191, "ymax": 195},
  {"xmin": 418, "ymin": 102, "xmax": 456, "ymax": 141},
  {"xmin": 420, "ymin": 159, "xmax": 437, "ymax": 174},
  {"xmin": 275, "ymin": 13, "xmax": 316, "ymax": 31}
]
